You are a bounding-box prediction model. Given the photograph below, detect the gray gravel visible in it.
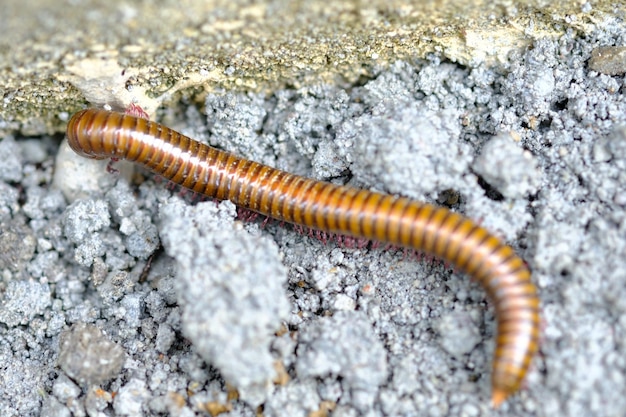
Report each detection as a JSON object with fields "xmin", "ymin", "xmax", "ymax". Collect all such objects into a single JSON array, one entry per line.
[
  {"xmin": 2, "ymin": 21, "xmax": 626, "ymax": 417},
  {"xmin": 57, "ymin": 323, "xmax": 126, "ymax": 387}
]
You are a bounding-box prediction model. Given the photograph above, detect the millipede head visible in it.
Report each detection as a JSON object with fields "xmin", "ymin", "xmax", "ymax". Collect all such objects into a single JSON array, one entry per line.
[{"xmin": 66, "ymin": 108, "xmax": 108, "ymax": 160}]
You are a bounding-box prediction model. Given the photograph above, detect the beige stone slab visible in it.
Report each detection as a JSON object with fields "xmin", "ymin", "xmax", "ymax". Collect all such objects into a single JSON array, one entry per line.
[{"xmin": 0, "ymin": 0, "xmax": 623, "ymax": 135}]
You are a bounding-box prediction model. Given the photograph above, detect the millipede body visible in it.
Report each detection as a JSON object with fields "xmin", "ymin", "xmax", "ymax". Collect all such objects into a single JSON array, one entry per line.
[{"xmin": 66, "ymin": 108, "xmax": 540, "ymax": 407}]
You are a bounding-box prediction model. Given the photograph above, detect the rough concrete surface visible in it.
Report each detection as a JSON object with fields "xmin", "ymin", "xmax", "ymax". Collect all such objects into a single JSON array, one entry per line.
[
  {"xmin": 1, "ymin": 1, "xmax": 626, "ymax": 417},
  {"xmin": 0, "ymin": 0, "xmax": 623, "ymax": 134}
]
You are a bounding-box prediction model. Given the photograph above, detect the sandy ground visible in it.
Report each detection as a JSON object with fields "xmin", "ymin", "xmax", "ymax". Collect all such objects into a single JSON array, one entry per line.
[{"xmin": 1, "ymin": 8, "xmax": 626, "ymax": 417}]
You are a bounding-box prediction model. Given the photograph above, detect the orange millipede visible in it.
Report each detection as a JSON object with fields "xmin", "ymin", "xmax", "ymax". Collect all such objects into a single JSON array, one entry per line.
[{"xmin": 66, "ymin": 108, "xmax": 540, "ymax": 407}]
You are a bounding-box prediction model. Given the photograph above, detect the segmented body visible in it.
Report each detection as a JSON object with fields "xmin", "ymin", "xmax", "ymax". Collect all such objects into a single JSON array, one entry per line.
[{"xmin": 66, "ymin": 108, "xmax": 540, "ymax": 407}]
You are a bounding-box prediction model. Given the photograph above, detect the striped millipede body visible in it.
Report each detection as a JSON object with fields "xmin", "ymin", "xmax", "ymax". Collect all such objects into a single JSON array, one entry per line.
[{"xmin": 66, "ymin": 108, "xmax": 540, "ymax": 407}]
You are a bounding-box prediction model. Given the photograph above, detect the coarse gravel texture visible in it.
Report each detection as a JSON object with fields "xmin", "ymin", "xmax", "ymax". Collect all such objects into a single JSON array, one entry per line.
[{"xmin": 2, "ymin": 20, "xmax": 626, "ymax": 417}]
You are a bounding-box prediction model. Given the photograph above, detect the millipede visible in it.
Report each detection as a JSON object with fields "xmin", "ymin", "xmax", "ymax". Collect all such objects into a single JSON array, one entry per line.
[{"xmin": 66, "ymin": 108, "xmax": 540, "ymax": 407}]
